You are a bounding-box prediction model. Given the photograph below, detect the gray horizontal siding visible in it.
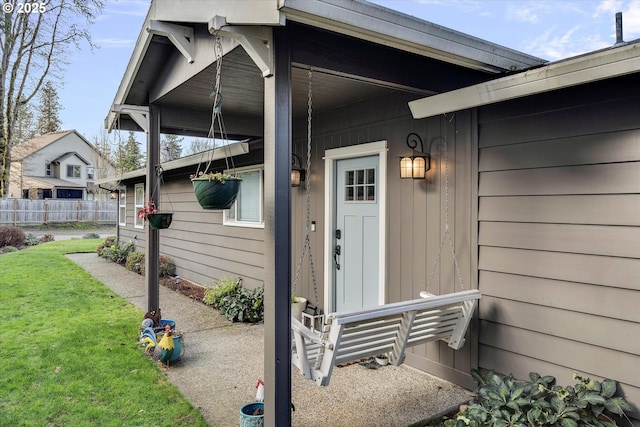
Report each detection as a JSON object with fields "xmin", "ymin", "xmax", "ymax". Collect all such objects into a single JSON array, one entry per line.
[{"xmin": 477, "ymin": 74, "xmax": 640, "ymax": 420}]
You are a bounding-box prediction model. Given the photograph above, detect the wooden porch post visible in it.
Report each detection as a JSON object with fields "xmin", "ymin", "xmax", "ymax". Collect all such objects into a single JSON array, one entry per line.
[
  {"xmin": 145, "ymin": 104, "xmax": 160, "ymax": 312},
  {"xmin": 263, "ymin": 26, "xmax": 292, "ymax": 426}
]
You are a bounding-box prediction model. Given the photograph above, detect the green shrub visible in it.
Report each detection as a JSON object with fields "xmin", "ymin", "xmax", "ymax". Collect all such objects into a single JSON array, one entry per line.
[
  {"xmin": 99, "ymin": 240, "xmax": 134, "ymax": 265},
  {"xmin": 24, "ymin": 233, "xmax": 40, "ymax": 246},
  {"xmin": 0, "ymin": 226, "xmax": 25, "ymax": 247},
  {"xmin": 446, "ymin": 370, "xmax": 633, "ymax": 427},
  {"xmin": 2, "ymin": 245, "xmax": 18, "ymax": 253},
  {"xmin": 97, "ymin": 236, "xmax": 116, "ymax": 256},
  {"xmin": 126, "ymin": 252, "xmax": 145, "ymax": 274},
  {"xmin": 83, "ymin": 232, "xmax": 101, "ymax": 239},
  {"xmin": 203, "ymin": 277, "xmax": 263, "ymax": 323},
  {"xmin": 203, "ymin": 276, "xmax": 240, "ymax": 308},
  {"xmin": 159, "ymin": 255, "xmax": 175, "ymax": 277}
]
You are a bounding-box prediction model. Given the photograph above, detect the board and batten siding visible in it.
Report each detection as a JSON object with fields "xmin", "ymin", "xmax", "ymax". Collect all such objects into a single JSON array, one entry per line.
[
  {"xmin": 476, "ymin": 73, "xmax": 640, "ymax": 421},
  {"xmin": 292, "ymin": 92, "xmax": 479, "ymax": 388},
  {"xmin": 118, "ymin": 160, "xmax": 265, "ymax": 290}
]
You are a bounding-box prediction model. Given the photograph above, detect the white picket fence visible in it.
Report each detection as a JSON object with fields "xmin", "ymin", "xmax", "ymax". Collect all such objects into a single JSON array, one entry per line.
[{"xmin": 0, "ymin": 199, "xmax": 117, "ymax": 226}]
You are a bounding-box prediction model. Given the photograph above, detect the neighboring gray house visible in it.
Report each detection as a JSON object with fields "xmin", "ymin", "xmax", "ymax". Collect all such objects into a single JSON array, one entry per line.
[
  {"xmin": 103, "ymin": 0, "xmax": 639, "ymax": 424},
  {"xmin": 9, "ymin": 130, "xmax": 116, "ymax": 200}
]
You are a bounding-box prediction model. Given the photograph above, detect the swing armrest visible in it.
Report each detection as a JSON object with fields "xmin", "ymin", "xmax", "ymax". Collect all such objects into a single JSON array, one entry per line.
[{"xmin": 291, "ymin": 317, "xmax": 331, "ymax": 348}]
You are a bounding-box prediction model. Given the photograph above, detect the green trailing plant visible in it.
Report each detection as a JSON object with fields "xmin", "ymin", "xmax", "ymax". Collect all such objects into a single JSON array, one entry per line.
[
  {"xmin": 189, "ymin": 171, "xmax": 236, "ymax": 183},
  {"xmin": 2, "ymin": 245, "xmax": 17, "ymax": 253},
  {"xmin": 446, "ymin": 370, "xmax": 633, "ymax": 427}
]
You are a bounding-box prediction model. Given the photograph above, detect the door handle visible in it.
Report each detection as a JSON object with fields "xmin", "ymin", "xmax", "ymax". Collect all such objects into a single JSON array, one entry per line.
[{"xmin": 333, "ymin": 245, "xmax": 341, "ymax": 270}]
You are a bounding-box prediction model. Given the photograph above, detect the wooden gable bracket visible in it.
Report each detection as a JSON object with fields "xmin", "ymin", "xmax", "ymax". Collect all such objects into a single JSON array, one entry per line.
[
  {"xmin": 209, "ymin": 15, "xmax": 273, "ymax": 77},
  {"xmin": 147, "ymin": 20, "xmax": 195, "ymax": 64},
  {"xmin": 112, "ymin": 104, "xmax": 150, "ymax": 134}
]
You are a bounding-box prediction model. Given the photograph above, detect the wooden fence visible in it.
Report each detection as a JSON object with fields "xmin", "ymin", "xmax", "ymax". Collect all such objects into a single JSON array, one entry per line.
[{"xmin": 0, "ymin": 199, "xmax": 117, "ymax": 226}]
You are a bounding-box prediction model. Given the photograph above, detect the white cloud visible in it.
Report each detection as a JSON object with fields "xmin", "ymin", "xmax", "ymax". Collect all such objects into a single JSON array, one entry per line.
[
  {"xmin": 594, "ymin": 0, "xmax": 623, "ymax": 16},
  {"xmin": 96, "ymin": 38, "xmax": 136, "ymax": 48},
  {"xmin": 521, "ymin": 25, "xmax": 611, "ymax": 60}
]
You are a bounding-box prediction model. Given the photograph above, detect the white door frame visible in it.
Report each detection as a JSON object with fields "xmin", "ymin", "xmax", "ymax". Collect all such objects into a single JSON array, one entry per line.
[{"xmin": 323, "ymin": 140, "xmax": 387, "ymax": 313}]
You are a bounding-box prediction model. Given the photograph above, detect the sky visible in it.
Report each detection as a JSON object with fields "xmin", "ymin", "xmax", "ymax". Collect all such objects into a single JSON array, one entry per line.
[{"xmin": 57, "ymin": 0, "xmax": 640, "ymax": 146}]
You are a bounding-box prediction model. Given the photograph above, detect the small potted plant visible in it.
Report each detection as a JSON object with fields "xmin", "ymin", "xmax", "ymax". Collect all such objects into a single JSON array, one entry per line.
[
  {"xmin": 138, "ymin": 200, "xmax": 173, "ymax": 229},
  {"xmin": 190, "ymin": 171, "xmax": 241, "ymax": 210},
  {"xmin": 291, "ymin": 293, "xmax": 307, "ymax": 321}
]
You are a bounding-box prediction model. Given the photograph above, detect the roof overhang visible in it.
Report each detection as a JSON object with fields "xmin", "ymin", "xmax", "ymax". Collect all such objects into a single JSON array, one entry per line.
[
  {"xmin": 105, "ymin": 0, "xmax": 544, "ymax": 133},
  {"xmin": 409, "ymin": 40, "xmax": 640, "ymax": 119}
]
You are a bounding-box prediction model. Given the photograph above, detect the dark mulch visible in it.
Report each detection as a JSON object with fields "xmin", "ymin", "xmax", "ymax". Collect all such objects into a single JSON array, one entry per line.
[{"xmin": 160, "ymin": 276, "xmax": 207, "ymax": 302}]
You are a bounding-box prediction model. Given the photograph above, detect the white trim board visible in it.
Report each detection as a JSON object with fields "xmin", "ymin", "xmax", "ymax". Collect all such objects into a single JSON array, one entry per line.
[{"xmin": 409, "ymin": 41, "xmax": 640, "ymax": 119}]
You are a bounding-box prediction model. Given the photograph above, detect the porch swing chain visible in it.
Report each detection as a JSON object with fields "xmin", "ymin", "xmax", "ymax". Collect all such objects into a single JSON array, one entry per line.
[
  {"xmin": 293, "ymin": 68, "xmax": 319, "ymax": 307},
  {"xmin": 425, "ymin": 113, "xmax": 465, "ymax": 293}
]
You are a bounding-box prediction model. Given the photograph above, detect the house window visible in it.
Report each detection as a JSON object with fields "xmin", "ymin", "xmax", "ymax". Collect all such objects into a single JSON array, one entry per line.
[
  {"xmin": 45, "ymin": 162, "xmax": 52, "ymax": 177},
  {"xmin": 87, "ymin": 166, "xmax": 95, "ymax": 180},
  {"xmin": 66, "ymin": 164, "xmax": 81, "ymax": 178},
  {"xmin": 134, "ymin": 184, "xmax": 144, "ymax": 229},
  {"xmin": 223, "ymin": 166, "xmax": 264, "ymax": 228},
  {"xmin": 119, "ymin": 189, "xmax": 126, "ymax": 226}
]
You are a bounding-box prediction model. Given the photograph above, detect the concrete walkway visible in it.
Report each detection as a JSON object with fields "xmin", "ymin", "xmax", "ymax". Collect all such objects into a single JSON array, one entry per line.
[{"xmin": 68, "ymin": 253, "xmax": 472, "ymax": 427}]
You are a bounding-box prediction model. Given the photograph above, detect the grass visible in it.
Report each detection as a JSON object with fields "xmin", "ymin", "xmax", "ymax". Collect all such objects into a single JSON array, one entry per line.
[{"xmin": 0, "ymin": 239, "xmax": 209, "ymax": 427}]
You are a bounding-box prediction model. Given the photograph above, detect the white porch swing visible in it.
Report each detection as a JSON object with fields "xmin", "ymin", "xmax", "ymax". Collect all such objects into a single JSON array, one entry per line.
[{"xmin": 290, "ymin": 75, "xmax": 481, "ymax": 387}]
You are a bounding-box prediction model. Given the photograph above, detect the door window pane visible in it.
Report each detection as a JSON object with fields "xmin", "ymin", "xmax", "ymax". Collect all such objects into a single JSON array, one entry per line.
[{"xmin": 345, "ymin": 168, "xmax": 376, "ymax": 202}]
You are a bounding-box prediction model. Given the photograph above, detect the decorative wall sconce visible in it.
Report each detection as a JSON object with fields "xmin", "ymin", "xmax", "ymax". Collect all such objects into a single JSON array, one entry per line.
[
  {"xmin": 400, "ymin": 132, "xmax": 430, "ymax": 179},
  {"xmin": 291, "ymin": 153, "xmax": 306, "ymax": 187}
]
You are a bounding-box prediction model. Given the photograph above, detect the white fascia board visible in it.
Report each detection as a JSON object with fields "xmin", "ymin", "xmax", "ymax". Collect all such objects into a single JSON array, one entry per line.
[
  {"xmin": 104, "ymin": 6, "xmax": 154, "ymax": 132},
  {"xmin": 280, "ymin": 0, "xmax": 544, "ymax": 73},
  {"xmin": 151, "ymin": 0, "xmax": 284, "ymax": 26},
  {"xmin": 409, "ymin": 41, "xmax": 640, "ymax": 119}
]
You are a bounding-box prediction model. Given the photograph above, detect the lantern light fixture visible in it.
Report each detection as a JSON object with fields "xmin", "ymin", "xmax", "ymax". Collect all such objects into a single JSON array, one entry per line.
[
  {"xmin": 291, "ymin": 153, "xmax": 306, "ymax": 187},
  {"xmin": 400, "ymin": 132, "xmax": 430, "ymax": 179}
]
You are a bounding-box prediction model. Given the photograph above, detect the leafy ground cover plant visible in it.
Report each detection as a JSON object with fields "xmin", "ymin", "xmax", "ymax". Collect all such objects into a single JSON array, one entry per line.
[
  {"xmin": 446, "ymin": 369, "xmax": 633, "ymax": 427},
  {"xmin": 203, "ymin": 277, "xmax": 264, "ymax": 323}
]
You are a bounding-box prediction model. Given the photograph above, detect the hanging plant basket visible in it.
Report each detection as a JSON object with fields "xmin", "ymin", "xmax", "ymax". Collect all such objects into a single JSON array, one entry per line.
[
  {"xmin": 146, "ymin": 212, "xmax": 173, "ymax": 229},
  {"xmin": 192, "ymin": 177, "xmax": 241, "ymax": 210}
]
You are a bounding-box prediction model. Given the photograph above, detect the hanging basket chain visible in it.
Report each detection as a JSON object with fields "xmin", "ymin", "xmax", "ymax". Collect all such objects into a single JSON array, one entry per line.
[
  {"xmin": 426, "ymin": 113, "xmax": 465, "ymax": 293},
  {"xmin": 293, "ymin": 68, "xmax": 319, "ymax": 307},
  {"xmin": 152, "ymin": 165, "xmax": 174, "ymax": 213},
  {"xmin": 196, "ymin": 32, "xmax": 236, "ymax": 177}
]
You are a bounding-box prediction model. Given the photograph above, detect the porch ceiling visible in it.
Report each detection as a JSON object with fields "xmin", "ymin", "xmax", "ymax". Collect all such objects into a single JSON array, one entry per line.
[{"xmin": 108, "ymin": 0, "xmax": 545, "ymax": 139}]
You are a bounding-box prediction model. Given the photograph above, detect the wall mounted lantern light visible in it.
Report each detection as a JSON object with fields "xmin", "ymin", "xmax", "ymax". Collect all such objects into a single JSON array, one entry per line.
[
  {"xmin": 400, "ymin": 132, "xmax": 430, "ymax": 179},
  {"xmin": 291, "ymin": 153, "xmax": 306, "ymax": 187}
]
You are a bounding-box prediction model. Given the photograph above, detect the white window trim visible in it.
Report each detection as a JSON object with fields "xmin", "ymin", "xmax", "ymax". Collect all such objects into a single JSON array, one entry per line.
[
  {"xmin": 87, "ymin": 166, "xmax": 95, "ymax": 180},
  {"xmin": 223, "ymin": 164, "xmax": 264, "ymax": 228},
  {"xmin": 45, "ymin": 162, "xmax": 52, "ymax": 177},
  {"xmin": 119, "ymin": 188, "xmax": 126, "ymax": 226},
  {"xmin": 134, "ymin": 183, "xmax": 144, "ymax": 229}
]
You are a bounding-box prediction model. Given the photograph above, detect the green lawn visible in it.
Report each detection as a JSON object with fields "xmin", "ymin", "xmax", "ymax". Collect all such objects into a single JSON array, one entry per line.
[{"xmin": 0, "ymin": 239, "xmax": 208, "ymax": 427}]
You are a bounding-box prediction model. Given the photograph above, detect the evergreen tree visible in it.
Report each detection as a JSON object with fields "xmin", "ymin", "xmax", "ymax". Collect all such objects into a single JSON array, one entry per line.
[
  {"xmin": 114, "ymin": 131, "xmax": 142, "ymax": 173},
  {"xmin": 0, "ymin": 0, "xmax": 105, "ymax": 196},
  {"xmin": 14, "ymin": 100, "xmax": 37, "ymax": 144},
  {"xmin": 36, "ymin": 81, "xmax": 63, "ymax": 135},
  {"xmin": 160, "ymin": 134, "xmax": 184, "ymax": 162}
]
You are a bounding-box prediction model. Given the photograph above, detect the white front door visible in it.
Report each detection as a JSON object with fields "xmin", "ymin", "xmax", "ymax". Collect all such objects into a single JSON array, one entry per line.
[{"xmin": 324, "ymin": 140, "xmax": 387, "ymax": 314}]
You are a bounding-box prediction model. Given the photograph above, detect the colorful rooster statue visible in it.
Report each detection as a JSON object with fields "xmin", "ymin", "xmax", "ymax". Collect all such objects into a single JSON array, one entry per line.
[
  {"xmin": 255, "ymin": 379, "xmax": 264, "ymax": 402},
  {"xmin": 153, "ymin": 324, "xmax": 175, "ymax": 366}
]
